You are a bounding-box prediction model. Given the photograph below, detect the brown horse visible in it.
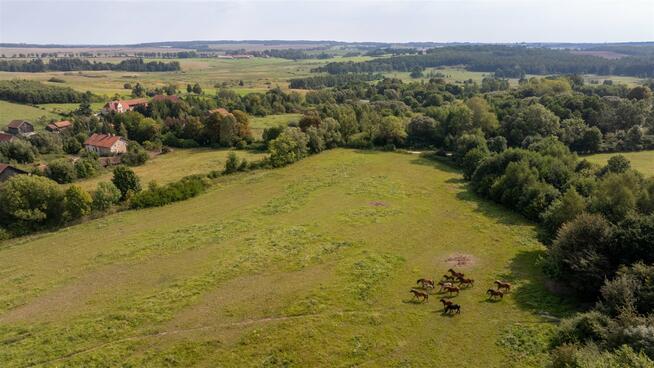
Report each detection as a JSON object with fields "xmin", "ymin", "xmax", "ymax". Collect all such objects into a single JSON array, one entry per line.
[
  {"xmin": 486, "ymin": 289, "xmax": 504, "ymax": 299},
  {"xmin": 440, "ymin": 298, "xmax": 453, "ymax": 307},
  {"xmin": 442, "ymin": 274, "xmax": 456, "ymax": 282},
  {"xmin": 438, "ymin": 281, "xmax": 453, "ymax": 292},
  {"xmin": 448, "ymin": 268, "xmax": 465, "ymax": 279},
  {"xmin": 457, "ymin": 277, "xmax": 474, "ymax": 288},
  {"xmin": 443, "ymin": 285, "xmax": 460, "ymax": 296},
  {"xmin": 416, "ymin": 278, "xmax": 435, "ymax": 289},
  {"xmin": 410, "ymin": 288, "xmax": 429, "ymax": 302},
  {"xmin": 494, "ymin": 280, "xmax": 511, "ymax": 292},
  {"xmin": 444, "ymin": 303, "xmax": 461, "ymax": 314}
]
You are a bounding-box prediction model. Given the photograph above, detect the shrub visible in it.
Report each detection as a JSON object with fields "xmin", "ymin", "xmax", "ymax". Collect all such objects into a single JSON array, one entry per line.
[
  {"xmin": 64, "ymin": 185, "xmax": 92, "ymax": 220},
  {"xmin": 0, "ymin": 139, "xmax": 37, "ymax": 163},
  {"xmin": 129, "ymin": 175, "xmax": 209, "ymax": 209},
  {"xmin": 0, "ymin": 175, "xmax": 64, "ymax": 233},
  {"xmin": 46, "ymin": 159, "xmax": 76, "ymax": 184},
  {"xmin": 74, "ymin": 157, "xmax": 100, "ymax": 179},
  {"xmin": 121, "ymin": 142, "xmax": 149, "ymax": 166},
  {"xmin": 112, "ymin": 165, "xmax": 141, "ymax": 200},
  {"xmin": 63, "ymin": 137, "xmax": 82, "ymax": 154},
  {"xmin": 92, "ymin": 182, "xmax": 121, "ymax": 211},
  {"xmin": 268, "ymin": 127, "xmax": 309, "ymax": 168}
]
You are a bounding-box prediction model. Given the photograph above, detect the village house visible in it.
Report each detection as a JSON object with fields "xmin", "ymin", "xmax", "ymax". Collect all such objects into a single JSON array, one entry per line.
[
  {"xmin": 101, "ymin": 98, "xmax": 149, "ymax": 114},
  {"xmin": 0, "ymin": 132, "xmax": 16, "ymax": 143},
  {"xmin": 0, "ymin": 163, "xmax": 28, "ymax": 182},
  {"xmin": 46, "ymin": 120, "xmax": 73, "ymax": 133},
  {"xmin": 5, "ymin": 120, "xmax": 34, "ymax": 136},
  {"xmin": 84, "ymin": 133, "xmax": 128, "ymax": 156}
]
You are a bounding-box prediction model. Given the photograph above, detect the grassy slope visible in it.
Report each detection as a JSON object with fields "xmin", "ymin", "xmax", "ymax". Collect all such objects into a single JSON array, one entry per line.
[
  {"xmin": 0, "ymin": 149, "xmax": 570, "ymax": 367},
  {"xmin": 250, "ymin": 113, "xmax": 302, "ymax": 139},
  {"xmin": 0, "ymin": 100, "xmax": 62, "ymax": 129},
  {"xmin": 585, "ymin": 150, "xmax": 654, "ymax": 177},
  {"xmin": 73, "ymin": 148, "xmax": 267, "ymax": 191}
]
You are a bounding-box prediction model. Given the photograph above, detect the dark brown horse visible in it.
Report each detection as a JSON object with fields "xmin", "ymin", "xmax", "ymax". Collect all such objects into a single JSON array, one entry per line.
[
  {"xmin": 440, "ymin": 298, "xmax": 453, "ymax": 307},
  {"xmin": 494, "ymin": 280, "xmax": 511, "ymax": 292},
  {"xmin": 457, "ymin": 277, "xmax": 474, "ymax": 288},
  {"xmin": 438, "ymin": 281, "xmax": 453, "ymax": 292},
  {"xmin": 443, "ymin": 285, "xmax": 460, "ymax": 296},
  {"xmin": 410, "ymin": 288, "xmax": 429, "ymax": 302},
  {"xmin": 416, "ymin": 278, "xmax": 435, "ymax": 289},
  {"xmin": 448, "ymin": 268, "xmax": 465, "ymax": 279},
  {"xmin": 444, "ymin": 303, "xmax": 461, "ymax": 314},
  {"xmin": 442, "ymin": 274, "xmax": 456, "ymax": 282},
  {"xmin": 486, "ymin": 289, "xmax": 504, "ymax": 299}
]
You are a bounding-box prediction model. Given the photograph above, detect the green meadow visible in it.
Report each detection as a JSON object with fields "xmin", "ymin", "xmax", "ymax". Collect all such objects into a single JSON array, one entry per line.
[
  {"xmin": 0, "ymin": 149, "xmax": 572, "ymax": 367},
  {"xmin": 0, "ymin": 100, "xmax": 63, "ymax": 129},
  {"xmin": 585, "ymin": 150, "xmax": 654, "ymax": 177}
]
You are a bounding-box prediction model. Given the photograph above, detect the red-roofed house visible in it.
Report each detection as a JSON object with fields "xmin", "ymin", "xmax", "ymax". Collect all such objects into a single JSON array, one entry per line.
[
  {"xmin": 102, "ymin": 98, "xmax": 149, "ymax": 114},
  {"xmin": 0, "ymin": 163, "xmax": 27, "ymax": 182},
  {"xmin": 0, "ymin": 132, "xmax": 16, "ymax": 143},
  {"xmin": 46, "ymin": 120, "xmax": 73, "ymax": 133},
  {"xmin": 84, "ymin": 133, "xmax": 128, "ymax": 156}
]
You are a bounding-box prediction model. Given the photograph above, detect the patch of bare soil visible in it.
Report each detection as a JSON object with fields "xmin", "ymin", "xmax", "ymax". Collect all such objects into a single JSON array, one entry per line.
[
  {"xmin": 369, "ymin": 201, "xmax": 387, "ymax": 207},
  {"xmin": 444, "ymin": 254, "xmax": 476, "ymax": 267}
]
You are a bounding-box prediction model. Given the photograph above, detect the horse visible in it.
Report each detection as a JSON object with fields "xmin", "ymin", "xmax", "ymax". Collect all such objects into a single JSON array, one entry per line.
[
  {"xmin": 494, "ymin": 280, "xmax": 512, "ymax": 292},
  {"xmin": 410, "ymin": 288, "xmax": 429, "ymax": 303},
  {"xmin": 448, "ymin": 268, "xmax": 465, "ymax": 279},
  {"xmin": 444, "ymin": 303, "xmax": 461, "ymax": 314},
  {"xmin": 440, "ymin": 298, "xmax": 453, "ymax": 307},
  {"xmin": 457, "ymin": 277, "xmax": 474, "ymax": 288},
  {"xmin": 443, "ymin": 285, "xmax": 460, "ymax": 296},
  {"xmin": 486, "ymin": 289, "xmax": 504, "ymax": 299},
  {"xmin": 438, "ymin": 281, "xmax": 453, "ymax": 292},
  {"xmin": 416, "ymin": 278, "xmax": 435, "ymax": 289},
  {"xmin": 442, "ymin": 274, "xmax": 456, "ymax": 282}
]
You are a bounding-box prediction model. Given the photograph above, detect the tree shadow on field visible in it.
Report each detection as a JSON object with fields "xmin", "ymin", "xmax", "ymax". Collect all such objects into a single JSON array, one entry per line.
[
  {"xmin": 503, "ymin": 249, "xmax": 581, "ymax": 319},
  {"xmin": 410, "ymin": 155, "xmax": 529, "ymax": 227}
]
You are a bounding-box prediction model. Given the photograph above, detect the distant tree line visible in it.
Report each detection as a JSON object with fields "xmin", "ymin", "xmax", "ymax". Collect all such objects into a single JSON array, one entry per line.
[
  {"xmin": 0, "ymin": 58, "xmax": 181, "ymax": 73},
  {"xmin": 0, "ymin": 80, "xmax": 93, "ymax": 104},
  {"xmin": 315, "ymin": 45, "xmax": 654, "ymax": 77},
  {"xmin": 288, "ymin": 73, "xmax": 383, "ymax": 89}
]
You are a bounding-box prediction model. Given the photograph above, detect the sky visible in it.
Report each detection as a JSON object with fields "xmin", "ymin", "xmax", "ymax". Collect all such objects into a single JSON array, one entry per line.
[{"xmin": 0, "ymin": 0, "xmax": 652, "ymax": 45}]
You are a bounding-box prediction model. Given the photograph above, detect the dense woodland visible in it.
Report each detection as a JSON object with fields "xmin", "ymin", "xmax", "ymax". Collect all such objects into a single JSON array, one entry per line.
[
  {"xmin": 316, "ymin": 45, "xmax": 654, "ymax": 77},
  {"xmin": 0, "ymin": 58, "xmax": 180, "ymax": 72},
  {"xmin": 1, "ymin": 51, "xmax": 654, "ymax": 364}
]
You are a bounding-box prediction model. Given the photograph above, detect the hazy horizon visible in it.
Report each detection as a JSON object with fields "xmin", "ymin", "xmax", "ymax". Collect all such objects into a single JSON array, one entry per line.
[{"xmin": 1, "ymin": 0, "xmax": 653, "ymax": 45}]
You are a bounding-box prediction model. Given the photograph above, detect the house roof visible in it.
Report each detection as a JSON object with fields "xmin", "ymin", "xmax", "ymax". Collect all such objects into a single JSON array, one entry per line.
[
  {"xmin": 0, "ymin": 163, "xmax": 27, "ymax": 175},
  {"xmin": 7, "ymin": 120, "xmax": 31, "ymax": 129},
  {"xmin": 0, "ymin": 132, "xmax": 15, "ymax": 142},
  {"xmin": 122, "ymin": 98, "xmax": 149, "ymax": 107},
  {"xmin": 84, "ymin": 133, "xmax": 125, "ymax": 149},
  {"xmin": 47, "ymin": 120, "xmax": 72, "ymax": 130},
  {"xmin": 209, "ymin": 108, "xmax": 231, "ymax": 117}
]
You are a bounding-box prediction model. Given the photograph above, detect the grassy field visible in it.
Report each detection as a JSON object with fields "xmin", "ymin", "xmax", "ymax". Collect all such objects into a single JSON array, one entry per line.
[
  {"xmin": 585, "ymin": 150, "xmax": 654, "ymax": 177},
  {"xmin": 73, "ymin": 148, "xmax": 267, "ymax": 191},
  {"xmin": 0, "ymin": 149, "xmax": 572, "ymax": 367},
  {"xmin": 250, "ymin": 113, "xmax": 303, "ymax": 138},
  {"xmin": 0, "ymin": 100, "xmax": 63, "ymax": 129}
]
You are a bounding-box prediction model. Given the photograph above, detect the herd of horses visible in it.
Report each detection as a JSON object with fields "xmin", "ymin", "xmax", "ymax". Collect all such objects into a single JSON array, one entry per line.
[{"xmin": 409, "ymin": 268, "xmax": 512, "ymax": 315}]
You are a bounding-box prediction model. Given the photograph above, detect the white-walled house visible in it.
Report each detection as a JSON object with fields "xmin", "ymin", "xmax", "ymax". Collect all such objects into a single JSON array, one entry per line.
[{"xmin": 84, "ymin": 133, "xmax": 128, "ymax": 156}]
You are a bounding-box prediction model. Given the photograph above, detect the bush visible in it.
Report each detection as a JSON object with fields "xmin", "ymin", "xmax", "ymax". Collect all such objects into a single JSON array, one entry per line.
[
  {"xmin": 268, "ymin": 127, "xmax": 309, "ymax": 168},
  {"xmin": 63, "ymin": 137, "xmax": 82, "ymax": 154},
  {"xmin": 223, "ymin": 152, "xmax": 243, "ymax": 175},
  {"xmin": 112, "ymin": 165, "xmax": 141, "ymax": 200},
  {"xmin": 0, "ymin": 175, "xmax": 64, "ymax": 233},
  {"xmin": 74, "ymin": 157, "xmax": 100, "ymax": 179},
  {"xmin": 121, "ymin": 142, "xmax": 149, "ymax": 166},
  {"xmin": 46, "ymin": 159, "xmax": 76, "ymax": 184},
  {"xmin": 91, "ymin": 182, "xmax": 121, "ymax": 211},
  {"xmin": 63, "ymin": 185, "xmax": 92, "ymax": 220},
  {"xmin": 129, "ymin": 175, "xmax": 209, "ymax": 209},
  {"xmin": 0, "ymin": 139, "xmax": 37, "ymax": 163}
]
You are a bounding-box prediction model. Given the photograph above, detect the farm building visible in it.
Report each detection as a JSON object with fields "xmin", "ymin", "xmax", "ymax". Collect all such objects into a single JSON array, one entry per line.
[
  {"xmin": 102, "ymin": 98, "xmax": 149, "ymax": 114},
  {"xmin": 46, "ymin": 120, "xmax": 73, "ymax": 133},
  {"xmin": 0, "ymin": 163, "xmax": 28, "ymax": 182},
  {"xmin": 6, "ymin": 120, "xmax": 34, "ymax": 136},
  {"xmin": 0, "ymin": 132, "xmax": 16, "ymax": 143},
  {"xmin": 84, "ymin": 133, "xmax": 128, "ymax": 156}
]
